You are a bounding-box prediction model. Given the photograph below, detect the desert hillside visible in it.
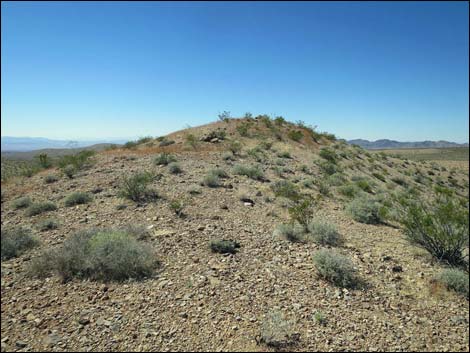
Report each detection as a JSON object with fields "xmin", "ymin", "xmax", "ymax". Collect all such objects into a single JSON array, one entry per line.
[{"xmin": 1, "ymin": 115, "xmax": 469, "ymax": 352}]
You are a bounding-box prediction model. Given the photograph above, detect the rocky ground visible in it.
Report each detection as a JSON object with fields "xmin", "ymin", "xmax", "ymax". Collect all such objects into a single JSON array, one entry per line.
[{"xmin": 1, "ymin": 118, "xmax": 469, "ymax": 352}]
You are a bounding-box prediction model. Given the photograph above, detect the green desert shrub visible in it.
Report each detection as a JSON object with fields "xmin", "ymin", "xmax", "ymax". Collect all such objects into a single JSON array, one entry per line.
[
  {"xmin": 63, "ymin": 164, "xmax": 76, "ymax": 179},
  {"xmin": 353, "ymin": 177, "xmax": 373, "ymax": 193},
  {"xmin": 124, "ymin": 140, "xmax": 139, "ymax": 149},
  {"xmin": 29, "ymin": 228, "xmax": 157, "ymax": 282},
  {"xmin": 185, "ymin": 134, "xmax": 199, "ymax": 149},
  {"xmin": 159, "ymin": 139, "xmax": 175, "ymax": 147},
  {"xmin": 288, "ymin": 198, "xmax": 315, "ymax": 227},
  {"xmin": 209, "ymin": 168, "xmax": 229, "ymax": 179},
  {"xmin": 188, "ymin": 185, "xmax": 202, "ymax": 195},
  {"xmin": 202, "ymin": 173, "xmax": 220, "ymax": 188},
  {"xmin": 316, "ymin": 180, "xmax": 331, "ymax": 196},
  {"xmin": 232, "ymin": 164, "xmax": 264, "ymax": 180},
  {"xmin": 222, "ymin": 151, "xmax": 235, "ymax": 161},
  {"xmin": 168, "ymin": 162, "xmax": 182, "ymax": 174},
  {"xmin": 288, "ymin": 130, "xmax": 303, "ymax": 142},
  {"xmin": 154, "ymin": 153, "xmax": 177, "ymax": 166},
  {"xmin": 65, "ymin": 192, "xmax": 93, "ymax": 207},
  {"xmin": 319, "ymin": 148, "xmax": 338, "ymax": 163},
  {"xmin": 338, "ymin": 184, "xmax": 360, "ymax": 199},
  {"xmin": 37, "ymin": 218, "xmax": 59, "ymax": 231},
  {"xmin": 391, "ymin": 176, "xmax": 408, "ymax": 187},
  {"xmin": 1, "ymin": 227, "xmax": 39, "ymax": 261},
  {"xmin": 313, "ymin": 249, "xmax": 359, "ymax": 288},
  {"xmin": 12, "ymin": 196, "xmax": 32, "ymax": 209},
  {"xmin": 372, "ymin": 172, "xmax": 386, "ymax": 182},
  {"xmin": 44, "ymin": 174, "xmax": 59, "ymax": 184},
  {"xmin": 35, "ymin": 153, "xmax": 53, "ymax": 169},
  {"xmin": 327, "ymin": 173, "xmax": 347, "ymax": 186},
  {"xmin": 277, "ymin": 150, "xmax": 291, "ymax": 159},
  {"xmin": 318, "ymin": 160, "xmax": 340, "ymax": 176},
  {"xmin": 307, "ymin": 221, "xmax": 342, "ymax": 246},
  {"xmin": 346, "ymin": 197, "xmax": 383, "ymax": 224},
  {"xmin": 119, "ymin": 172, "xmax": 159, "ymax": 202},
  {"xmin": 169, "ymin": 199, "xmax": 184, "ymax": 217},
  {"xmin": 228, "ymin": 140, "xmax": 242, "ymax": 155},
  {"xmin": 58, "ymin": 150, "xmax": 95, "ymax": 171},
  {"xmin": 26, "ymin": 202, "xmax": 57, "ymax": 217},
  {"xmin": 399, "ymin": 191, "xmax": 469, "ymax": 267},
  {"xmin": 260, "ymin": 310, "xmax": 297, "ymax": 348},
  {"xmin": 274, "ymin": 223, "xmax": 304, "ymax": 243},
  {"xmin": 435, "ymin": 269, "xmax": 469, "ymax": 298},
  {"xmin": 271, "ymin": 180, "xmax": 300, "ymax": 200},
  {"xmin": 210, "ymin": 239, "xmax": 240, "ymax": 254}
]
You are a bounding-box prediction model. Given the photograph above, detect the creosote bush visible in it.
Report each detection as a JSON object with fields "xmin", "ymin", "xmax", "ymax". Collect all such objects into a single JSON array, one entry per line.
[
  {"xmin": 307, "ymin": 221, "xmax": 343, "ymax": 246},
  {"xmin": 210, "ymin": 239, "xmax": 240, "ymax": 254},
  {"xmin": 399, "ymin": 191, "xmax": 469, "ymax": 267},
  {"xmin": 313, "ymin": 249, "xmax": 359, "ymax": 288},
  {"xmin": 65, "ymin": 192, "xmax": 93, "ymax": 207},
  {"xmin": 26, "ymin": 202, "xmax": 57, "ymax": 217},
  {"xmin": 288, "ymin": 198, "xmax": 315, "ymax": 227},
  {"xmin": 119, "ymin": 172, "xmax": 159, "ymax": 203},
  {"xmin": 202, "ymin": 173, "xmax": 220, "ymax": 188},
  {"xmin": 29, "ymin": 228, "xmax": 157, "ymax": 282},
  {"xmin": 63, "ymin": 165, "xmax": 76, "ymax": 179},
  {"xmin": 1, "ymin": 227, "xmax": 39, "ymax": 261}
]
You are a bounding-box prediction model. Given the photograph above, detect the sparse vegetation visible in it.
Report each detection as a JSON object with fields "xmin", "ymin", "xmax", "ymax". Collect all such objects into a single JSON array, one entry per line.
[
  {"xmin": 168, "ymin": 162, "xmax": 182, "ymax": 174},
  {"xmin": 271, "ymin": 180, "xmax": 300, "ymax": 200},
  {"xmin": 44, "ymin": 174, "xmax": 59, "ymax": 184},
  {"xmin": 37, "ymin": 218, "xmax": 59, "ymax": 231},
  {"xmin": 274, "ymin": 223, "xmax": 304, "ymax": 242},
  {"xmin": 154, "ymin": 153, "xmax": 177, "ymax": 166},
  {"xmin": 260, "ymin": 310, "xmax": 297, "ymax": 348}
]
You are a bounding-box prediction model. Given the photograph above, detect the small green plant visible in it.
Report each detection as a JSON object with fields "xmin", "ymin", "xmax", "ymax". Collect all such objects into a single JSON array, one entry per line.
[
  {"xmin": 307, "ymin": 221, "xmax": 342, "ymax": 246},
  {"xmin": 12, "ymin": 196, "xmax": 32, "ymax": 209},
  {"xmin": 318, "ymin": 160, "xmax": 340, "ymax": 176},
  {"xmin": 237, "ymin": 121, "xmax": 252, "ymax": 137},
  {"xmin": 391, "ymin": 176, "xmax": 408, "ymax": 187},
  {"xmin": 169, "ymin": 199, "xmax": 184, "ymax": 217},
  {"xmin": 317, "ymin": 180, "xmax": 330, "ymax": 196},
  {"xmin": 1, "ymin": 227, "xmax": 39, "ymax": 261},
  {"xmin": 232, "ymin": 164, "xmax": 264, "ymax": 180},
  {"xmin": 37, "ymin": 218, "xmax": 59, "ymax": 231},
  {"xmin": 44, "ymin": 174, "xmax": 59, "ymax": 184},
  {"xmin": 159, "ymin": 139, "xmax": 175, "ymax": 147},
  {"xmin": 124, "ymin": 140, "xmax": 139, "ymax": 149},
  {"xmin": 274, "ymin": 116, "xmax": 286, "ymax": 126},
  {"xmin": 154, "ymin": 153, "xmax": 177, "ymax": 166},
  {"xmin": 210, "ymin": 239, "xmax": 240, "ymax": 254},
  {"xmin": 26, "ymin": 202, "xmax": 57, "ymax": 217},
  {"xmin": 29, "ymin": 228, "xmax": 158, "ymax": 282},
  {"xmin": 353, "ymin": 178, "xmax": 373, "ymax": 193},
  {"xmin": 314, "ymin": 311, "xmax": 326, "ymax": 326},
  {"xmin": 313, "ymin": 249, "xmax": 359, "ymax": 288},
  {"xmin": 168, "ymin": 162, "xmax": 182, "ymax": 174},
  {"xmin": 372, "ymin": 172, "xmax": 386, "ymax": 182},
  {"xmin": 65, "ymin": 192, "xmax": 93, "ymax": 207},
  {"xmin": 188, "ymin": 185, "xmax": 202, "ymax": 195},
  {"xmin": 435, "ymin": 269, "xmax": 469, "ymax": 298},
  {"xmin": 119, "ymin": 172, "xmax": 159, "ymax": 203}
]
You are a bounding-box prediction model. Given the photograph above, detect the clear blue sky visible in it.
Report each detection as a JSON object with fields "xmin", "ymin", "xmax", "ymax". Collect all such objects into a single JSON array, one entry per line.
[{"xmin": 1, "ymin": 1, "xmax": 469, "ymax": 142}]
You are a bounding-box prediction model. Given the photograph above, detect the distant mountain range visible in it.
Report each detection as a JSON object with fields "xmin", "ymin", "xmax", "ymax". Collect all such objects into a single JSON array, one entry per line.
[
  {"xmin": 347, "ymin": 139, "xmax": 469, "ymax": 150},
  {"xmin": 1, "ymin": 136, "xmax": 127, "ymax": 152}
]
